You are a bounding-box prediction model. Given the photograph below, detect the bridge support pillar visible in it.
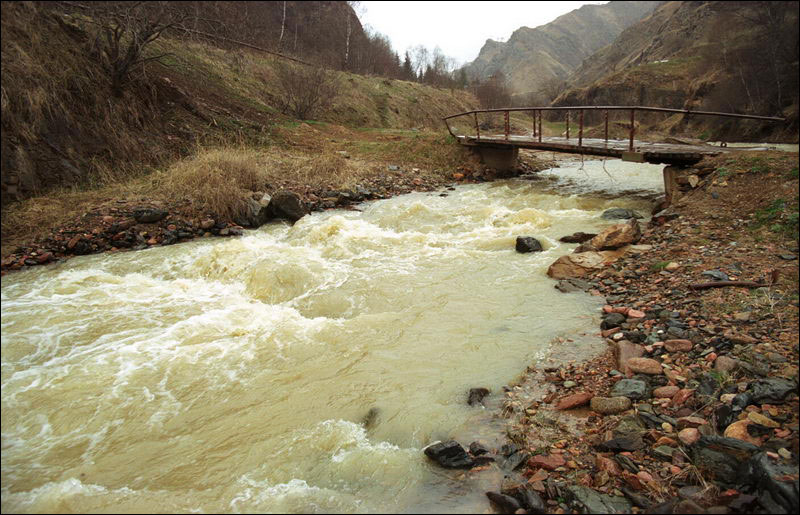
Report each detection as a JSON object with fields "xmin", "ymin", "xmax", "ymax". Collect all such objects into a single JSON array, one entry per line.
[
  {"xmin": 474, "ymin": 146, "xmax": 519, "ymax": 173},
  {"xmin": 663, "ymin": 165, "xmax": 689, "ymax": 205}
]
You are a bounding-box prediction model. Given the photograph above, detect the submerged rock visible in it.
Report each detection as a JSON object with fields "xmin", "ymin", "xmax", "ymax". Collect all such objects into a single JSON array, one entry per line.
[{"xmin": 468, "ymin": 387, "xmax": 490, "ymax": 406}]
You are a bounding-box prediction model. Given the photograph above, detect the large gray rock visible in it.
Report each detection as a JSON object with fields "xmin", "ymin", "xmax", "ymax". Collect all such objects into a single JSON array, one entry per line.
[
  {"xmin": 566, "ymin": 485, "xmax": 632, "ymax": 514},
  {"xmin": 267, "ymin": 190, "xmax": 306, "ymax": 222},
  {"xmin": 746, "ymin": 452, "xmax": 799, "ymax": 513},
  {"xmin": 133, "ymin": 207, "xmax": 168, "ymax": 223},
  {"xmin": 610, "ymin": 379, "xmax": 650, "ymax": 400},
  {"xmin": 601, "ymin": 208, "xmax": 643, "ymax": 220}
]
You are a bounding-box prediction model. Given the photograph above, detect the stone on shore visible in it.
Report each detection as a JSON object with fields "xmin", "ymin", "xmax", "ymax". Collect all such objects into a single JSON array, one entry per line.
[
  {"xmin": 576, "ymin": 219, "xmax": 641, "ymax": 252},
  {"xmin": 626, "ymin": 357, "xmax": 663, "ymax": 375},
  {"xmin": 267, "ymin": 190, "xmax": 306, "ymax": 222},
  {"xmin": 546, "ymin": 249, "xmax": 628, "ymax": 279},
  {"xmin": 590, "ymin": 396, "xmax": 632, "ymax": 414},
  {"xmin": 556, "ymin": 392, "xmax": 594, "ymax": 410}
]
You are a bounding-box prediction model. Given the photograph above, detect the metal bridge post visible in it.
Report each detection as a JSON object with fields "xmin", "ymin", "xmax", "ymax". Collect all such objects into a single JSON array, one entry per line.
[
  {"xmin": 504, "ymin": 111, "xmax": 510, "ymax": 141},
  {"xmin": 566, "ymin": 111, "xmax": 570, "ymax": 140},
  {"xmin": 604, "ymin": 110, "xmax": 609, "ymax": 143},
  {"xmin": 474, "ymin": 112, "xmax": 480, "ymax": 140},
  {"xmin": 578, "ymin": 109, "xmax": 584, "ymax": 150},
  {"xmin": 629, "ymin": 109, "xmax": 635, "ymax": 151},
  {"xmin": 532, "ymin": 110, "xmax": 536, "ymax": 138}
]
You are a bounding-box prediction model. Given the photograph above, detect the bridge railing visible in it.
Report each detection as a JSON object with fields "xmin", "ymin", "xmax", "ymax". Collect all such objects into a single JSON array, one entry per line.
[{"xmin": 443, "ymin": 106, "xmax": 785, "ymax": 152}]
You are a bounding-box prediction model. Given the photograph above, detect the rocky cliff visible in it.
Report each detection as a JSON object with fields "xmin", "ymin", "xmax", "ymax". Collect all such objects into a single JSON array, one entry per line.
[{"xmin": 463, "ymin": 1, "xmax": 661, "ymax": 96}]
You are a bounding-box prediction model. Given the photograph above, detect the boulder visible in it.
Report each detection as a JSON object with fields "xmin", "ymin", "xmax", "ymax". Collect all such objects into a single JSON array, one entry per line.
[
  {"xmin": 133, "ymin": 208, "xmax": 168, "ymax": 224},
  {"xmin": 556, "ymin": 392, "xmax": 594, "ymax": 410},
  {"xmin": 547, "ymin": 249, "xmax": 627, "ymax": 279},
  {"xmin": 267, "ymin": 190, "xmax": 306, "ymax": 222},
  {"xmin": 516, "ymin": 236, "xmax": 543, "ymax": 253},
  {"xmin": 423, "ymin": 440, "xmax": 474, "ymax": 469},
  {"xmin": 559, "ymin": 231, "xmax": 597, "ymax": 243},
  {"xmin": 601, "ymin": 208, "xmax": 643, "ymax": 220},
  {"xmin": 576, "ymin": 219, "xmax": 642, "ymax": 252}
]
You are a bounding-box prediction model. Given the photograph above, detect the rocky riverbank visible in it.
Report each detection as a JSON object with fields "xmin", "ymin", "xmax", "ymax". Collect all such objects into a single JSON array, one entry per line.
[
  {"xmin": 465, "ymin": 151, "xmax": 798, "ymax": 514},
  {"xmin": 0, "ymin": 158, "xmax": 545, "ymax": 276}
]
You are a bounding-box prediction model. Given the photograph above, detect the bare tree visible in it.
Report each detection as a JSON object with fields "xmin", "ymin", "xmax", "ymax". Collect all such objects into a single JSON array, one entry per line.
[{"xmin": 85, "ymin": 2, "xmax": 183, "ymax": 96}]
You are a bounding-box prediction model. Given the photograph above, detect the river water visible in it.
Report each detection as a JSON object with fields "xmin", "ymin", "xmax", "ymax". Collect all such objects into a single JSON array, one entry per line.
[{"xmin": 1, "ymin": 159, "xmax": 663, "ymax": 513}]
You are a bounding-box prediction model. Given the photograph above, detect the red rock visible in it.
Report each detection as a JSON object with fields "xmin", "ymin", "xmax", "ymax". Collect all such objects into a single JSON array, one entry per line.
[
  {"xmin": 677, "ymin": 416, "xmax": 707, "ymax": 429},
  {"xmin": 36, "ymin": 252, "xmax": 53, "ymax": 264},
  {"xmin": 705, "ymin": 352, "xmax": 718, "ymax": 362},
  {"xmin": 603, "ymin": 305, "xmax": 614, "ymax": 314},
  {"xmin": 556, "ymin": 392, "xmax": 593, "ymax": 410},
  {"xmin": 664, "ymin": 339, "xmax": 693, "ymax": 352},
  {"xmin": 102, "ymin": 215, "xmax": 114, "ymax": 224},
  {"xmin": 672, "ymin": 389, "xmax": 694, "ymax": 406},
  {"xmin": 67, "ymin": 236, "xmax": 81, "ymax": 249},
  {"xmin": 528, "ymin": 454, "xmax": 566, "ymax": 471},
  {"xmin": 653, "ymin": 385, "xmax": 680, "ymax": 398},
  {"xmin": 596, "ymin": 455, "xmax": 621, "ymax": 474},
  {"xmin": 612, "ymin": 306, "xmax": 630, "ymax": 315},
  {"xmin": 656, "ymin": 436, "xmax": 678, "ymax": 447},
  {"xmin": 602, "ymin": 327, "xmax": 622, "ymax": 338},
  {"xmin": 637, "ymin": 471, "xmax": 654, "ymax": 483},
  {"xmin": 147, "ymin": 237, "xmax": 158, "ymax": 245},
  {"xmin": 678, "ymin": 428, "xmax": 700, "ymax": 446},
  {"xmin": 627, "ymin": 309, "xmax": 645, "ymax": 318},
  {"xmin": 612, "ymin": 340, "xmax": 645, "ymax": 375},
  {"xmin": 452, "ymin": 173, "xmax": 464, "ymax": 180},
  {"xmin": 627, "ymin": 357, "xmax": 663, "ymax": 375}
]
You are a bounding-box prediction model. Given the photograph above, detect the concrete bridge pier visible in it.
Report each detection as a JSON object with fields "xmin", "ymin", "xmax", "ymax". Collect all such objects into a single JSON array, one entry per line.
[{"xmin": 473, "ymin": 145, "xmax": 519, "ymax": 172}]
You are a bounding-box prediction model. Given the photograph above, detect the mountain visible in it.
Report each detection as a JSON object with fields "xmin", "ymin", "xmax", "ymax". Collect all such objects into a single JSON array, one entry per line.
[
  {"xmin": 463, "ymin": 1, "xmax": 661, "ymax": 97},
  {"xmin": 554, "ymin": 1, "xmax": 798, "ymax": 140}
]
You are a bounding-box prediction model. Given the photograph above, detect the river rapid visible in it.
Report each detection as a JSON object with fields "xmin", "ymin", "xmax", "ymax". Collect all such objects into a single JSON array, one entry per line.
[{"xmin": 1, "ymin": 159, "xmax": 664, "ymax": 513}]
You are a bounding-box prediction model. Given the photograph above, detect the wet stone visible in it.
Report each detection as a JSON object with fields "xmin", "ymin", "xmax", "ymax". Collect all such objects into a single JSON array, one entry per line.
[
  {"xmin": 515, "ymin": 236, "xmax": 543, "ymax": 253},
  {"xmin": 423, "ymin": 440, "xmax": 474, "ymax": 469},
  {"xmin": 468, "ymin": 387, "xmax": 490, "ymax": 406}
]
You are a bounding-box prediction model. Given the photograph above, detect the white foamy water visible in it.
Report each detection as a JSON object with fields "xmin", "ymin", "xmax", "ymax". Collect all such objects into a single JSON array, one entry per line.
[{"xmin": 2, "ymin": 174, "xmax": 661, "ymax": 513}]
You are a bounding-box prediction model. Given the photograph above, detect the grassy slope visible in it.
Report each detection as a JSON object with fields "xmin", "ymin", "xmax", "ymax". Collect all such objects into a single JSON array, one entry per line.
[{"xmin": 1, "ymin": 5, "xmax": 480, "ymax": 256}]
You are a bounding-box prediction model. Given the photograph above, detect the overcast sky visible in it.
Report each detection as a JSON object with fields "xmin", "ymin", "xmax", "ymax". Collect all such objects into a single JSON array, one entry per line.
[{"xmin": 358, "ymin": 1, "xmax": 607, "ymax": 66}]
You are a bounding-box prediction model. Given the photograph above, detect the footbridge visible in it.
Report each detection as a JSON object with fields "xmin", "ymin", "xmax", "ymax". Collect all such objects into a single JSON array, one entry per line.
[{"xmin": 443, "ymin": 106, "xmax": 785, "ymax": 169}]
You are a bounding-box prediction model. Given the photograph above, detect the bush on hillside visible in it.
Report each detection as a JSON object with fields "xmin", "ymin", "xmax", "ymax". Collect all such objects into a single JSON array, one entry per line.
[{"xmin": 273, "ymin": 61, "xmax": 341, "ymax": 120}]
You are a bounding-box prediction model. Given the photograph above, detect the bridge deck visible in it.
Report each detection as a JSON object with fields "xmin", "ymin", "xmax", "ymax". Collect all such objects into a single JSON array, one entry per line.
[{"xmin": 456, "ymin": 134, "xmax": 734, "ymax": 165}]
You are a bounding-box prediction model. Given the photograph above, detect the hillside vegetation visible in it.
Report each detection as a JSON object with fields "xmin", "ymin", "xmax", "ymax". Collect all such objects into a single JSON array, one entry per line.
[{"xmin": 0, "ymin": 2, "xmax": 478, "ymax": 206}]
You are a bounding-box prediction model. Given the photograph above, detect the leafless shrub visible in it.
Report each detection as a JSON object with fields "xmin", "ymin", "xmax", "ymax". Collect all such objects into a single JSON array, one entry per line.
[{"xmin": 273, "ymin": 61, "xmax": 341, "ymax": 120}]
